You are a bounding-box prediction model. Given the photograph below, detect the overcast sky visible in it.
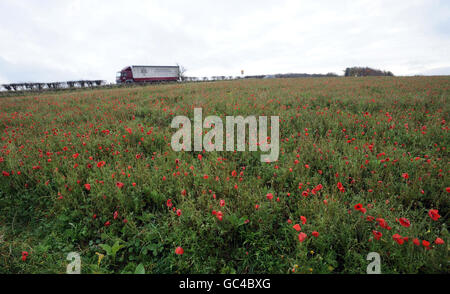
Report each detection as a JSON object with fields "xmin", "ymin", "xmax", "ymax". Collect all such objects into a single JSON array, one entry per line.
[{"xmin": 0, "ymin": 0, "xmax": 449, "ymax": 84}]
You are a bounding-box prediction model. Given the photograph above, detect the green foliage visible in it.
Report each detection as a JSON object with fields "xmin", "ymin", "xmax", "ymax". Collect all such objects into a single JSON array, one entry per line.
[{"xmin": 0, "ymin": 77, "xmax": 448, "ymax": 273}]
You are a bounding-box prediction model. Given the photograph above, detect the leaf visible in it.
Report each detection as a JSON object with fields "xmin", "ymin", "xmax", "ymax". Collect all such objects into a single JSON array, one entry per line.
[
  {"xmin": 99, "ymin": 244, "xmax": 112, "ymax": 256},
  {"xmin": 111, "ymin": 240, "xmax": 125, "ymax": 257},
  {"xmin": 238, "ymin": 216, "xmax": 248, "ymax": 226},
  {"xmin": 135, "ymin": 263, "xmax": 145, "ymax": 274},
  {"xmin": 148, "ymin": 244, "xmax": 159, "ymax": 256}
]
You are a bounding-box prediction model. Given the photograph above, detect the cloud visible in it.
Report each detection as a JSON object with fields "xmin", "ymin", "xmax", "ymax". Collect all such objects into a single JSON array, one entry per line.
[
  {"xmin": 419, "ymin": 66, "xmax": 450, "ymax": 75},
  {"xmin": 0, "ymin": 0, "xmax": 449, "ymax": 83}
]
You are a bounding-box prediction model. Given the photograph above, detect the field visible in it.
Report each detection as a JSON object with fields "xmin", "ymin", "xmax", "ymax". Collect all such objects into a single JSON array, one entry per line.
[{"xmin": 0, "ymin": 76, "xmax": 448, "ymax": 274}]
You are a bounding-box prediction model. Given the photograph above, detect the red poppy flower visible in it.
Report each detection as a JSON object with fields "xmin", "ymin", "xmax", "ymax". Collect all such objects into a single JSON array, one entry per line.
[
  {"xmin": 292, "ymin": 224, "xmax": 301, "ymax": 231},
  {"xmin": 166, "ymin": 199, "xmax": 173, "ymax": 208},
  {"xmin": 298, "ymin": 232, "xmax": 307, "ymax": 243},
  {"xmin": 422, "ymin": 240, "xmax": 430, "ymax": 248},
  {"xmin": 312, "ymin": 231, "xmax": 319, "ymax": 237},
  {"xmin": 311, "ymin": 184, "xmax": 323, "ymax": 195},
  {"xmin": 392, "ymin": 233, "xmax": 404, "ymax": 245},
  {"xmin": 176, "ymin": 209, "xmax": 182, "ymax": 216},
  {"xmin": 401, "ymin": 173, "xmax": 409, "ymax": 179},
  {"xmin": 354, "ymin": 203, "xmax": 363, "ymax": 211},
  {"xmin": 116, "ymin": 182, "xmax": 124, "ymax": 189},
  {"xmin": 175, "ymin": 247, "xmax": 184, "ymax": 255},
  {"xmin": 435, "ymin": 237, "xmax": 444, "ymax": 245},
  {"xmin": 428, "ymin": 209, "xmax": 441, "ymax": 221},
  {"xmin": 413, "ymin": 238, "xmax": 420, "ymax": 246},
  {"xmin": 219, "ymin": 199, "xmax": 225, "ymax": 207},
  {"xmin": 366, "ymin": 215, "xmax": 375, "ymax": 222},
  {"xmin": 337, "ymin": 182, "xmax": 345, "ymax": 193},
  {"xmin": 398, "ymin": 217, "xmax": 410, "ymax": 228},
  {"xmin": 300, "ymin": 216, "xmax": 307, "ymax": 225},
  {"xmin": 266, "ymin": 193, "xmax": 273, "ymax": 200},
  {"xmin": 372, "ymin": 230, "xmax": 382, "ymax": 240},
  {"xmin": 376, "ymin": 218, "xmax": 388, "ymax": 229},
  {"xmin": 84, "ymin": 183, "xmax": 91, "ymax": 191}
]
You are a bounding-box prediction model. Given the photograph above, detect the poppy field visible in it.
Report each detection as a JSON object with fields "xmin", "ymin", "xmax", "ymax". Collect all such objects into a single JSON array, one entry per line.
[{"xmin": 0, "ymin": 76, "xmax": 448, "ymax": 274}]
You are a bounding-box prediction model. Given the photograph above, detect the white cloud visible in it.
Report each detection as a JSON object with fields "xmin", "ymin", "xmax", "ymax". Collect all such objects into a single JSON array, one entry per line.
[{"xmin": 0, "ymin": 0, "xmax": 449, "ymax": 83}]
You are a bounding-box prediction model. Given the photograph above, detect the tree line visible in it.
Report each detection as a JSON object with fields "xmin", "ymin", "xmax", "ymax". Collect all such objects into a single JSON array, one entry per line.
[
  {"xmin": 1, "ymin": 80, "xmax": 106, "ymax": 91},
  {"xmin": 344, "ymin": 67, "xmax": 394, "ymax": 77}
]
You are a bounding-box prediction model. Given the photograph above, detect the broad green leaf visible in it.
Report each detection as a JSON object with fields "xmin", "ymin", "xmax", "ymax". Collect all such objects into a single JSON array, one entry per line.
[{"xmin": 135, "ymin": 263, "xmax": 145, "ymax": 274}]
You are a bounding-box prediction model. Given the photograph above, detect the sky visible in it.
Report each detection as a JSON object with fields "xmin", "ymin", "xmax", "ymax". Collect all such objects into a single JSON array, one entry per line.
[{"xmin": 0, "ymin": 0, "xmax": 449, "ymax": 84}]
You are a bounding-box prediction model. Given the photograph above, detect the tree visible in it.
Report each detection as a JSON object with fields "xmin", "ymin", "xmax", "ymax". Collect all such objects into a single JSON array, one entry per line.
[{"xmin": 176, "ymin": 63, "xmax": 187, "ymax": 81}]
